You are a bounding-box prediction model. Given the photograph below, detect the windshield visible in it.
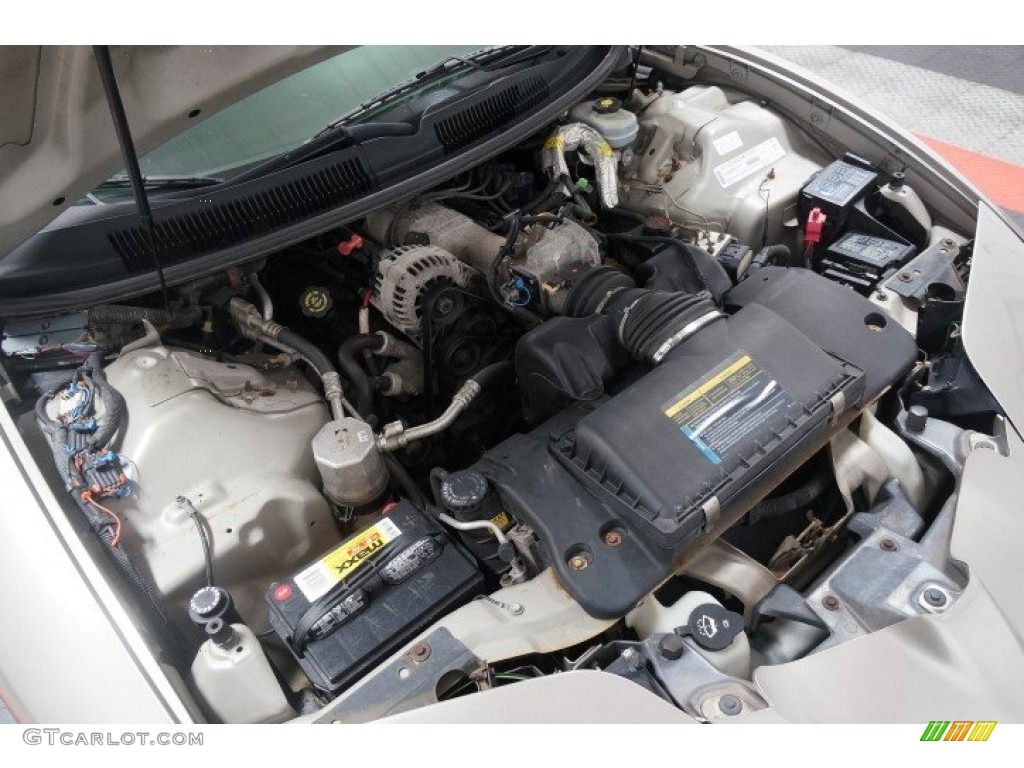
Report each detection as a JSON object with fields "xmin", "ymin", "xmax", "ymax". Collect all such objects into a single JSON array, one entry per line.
[{"xmin": 115, "ymin": 46, "xmax": 485, "ymax": 184}]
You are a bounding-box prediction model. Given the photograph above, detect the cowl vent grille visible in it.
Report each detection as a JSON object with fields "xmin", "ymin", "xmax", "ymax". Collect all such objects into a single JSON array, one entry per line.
[
  {"xmin": 109, "ymin": 157, "xmax": 374, "ymax": 272},
  {"xmin": 434, "ymin": 77, "xmax": 549, "ymax": 154}
]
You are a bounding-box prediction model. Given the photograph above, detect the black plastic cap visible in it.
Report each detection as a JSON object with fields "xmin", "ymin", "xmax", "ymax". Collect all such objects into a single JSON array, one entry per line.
[
  {"xmin": 188, "ymin": 585, "xmax": 234, "ymax": 628},
  {"xmin": 686, "ymin": 603, "xmax": 744, "ymax": 652},
  {"xmin": 440, "ymin": 470, "xmax": 489, "ymax": 514},
  {"xmin": 888, "ymin": 171, "xmax": 906, "ymax": 190},
  {"xmin": 299, "ymin": 286, "xmax": 333, "ymax": 318}
]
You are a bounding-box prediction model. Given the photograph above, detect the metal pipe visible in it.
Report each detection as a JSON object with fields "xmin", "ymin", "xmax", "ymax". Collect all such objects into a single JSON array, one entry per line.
[
  {"xmin": 377, "ymin": 379, "xmax": 481, "ymax": 452},
  {"xmin": 249, "ymin": 274, "xmax": 274, "ymax": 321},
  {"xmin": 229, "ymin": 298, "xmax": 346, "ymax": 419},
  {"xmin": 437, "ymin": 511, "xmax": 510, "ymax": 546}
]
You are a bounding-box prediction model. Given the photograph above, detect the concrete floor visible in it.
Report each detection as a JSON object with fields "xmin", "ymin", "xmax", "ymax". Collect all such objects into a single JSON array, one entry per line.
[{"xmin": 1, "ymin": 45, "xmax": 1019, "ymax": 726}]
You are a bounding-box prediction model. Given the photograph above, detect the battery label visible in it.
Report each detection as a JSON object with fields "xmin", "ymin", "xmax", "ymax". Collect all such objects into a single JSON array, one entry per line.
[
  {"xmin": 293, "ymin": 518, "xmax": 402, "ymax": 602},
  {"xmin": 663, "ymin": 352, "xmax": 794, "ymax": 465},
  {"xmin": 713, "ymin": 137, "xmax": 786, "ymax": 188}
]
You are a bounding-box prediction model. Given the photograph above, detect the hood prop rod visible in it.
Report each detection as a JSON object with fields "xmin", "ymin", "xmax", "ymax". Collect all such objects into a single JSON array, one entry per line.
[{"xmin": 93, "ymin": 45, "xmax": 171, "ymax": 314}]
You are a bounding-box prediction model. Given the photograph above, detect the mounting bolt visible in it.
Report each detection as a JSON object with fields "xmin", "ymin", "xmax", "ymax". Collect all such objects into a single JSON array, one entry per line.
[
  {"xmin": 880, "ymin": 538, "xmax": 899, "ymax": 552},
  {"xmin": 406, "ymin": 642, "xmax": 431, "ymax": 664},
  {"xmin": 898, "ymin": 271, "xmax": 913, "ymax": 282},
  {"xmin": 906, "ymin": 405, "xmax": 929, "ymax": 433},
  {"xmin": 822, "ymin": 594, "xmax": 840, "ymax": 611},
  {"xmin": 875, "ymin": 291, "xmax": 887, "ymax": 301},
  {"xmin": 568, "ymin": 554, "xmax": 590, "ymax": 571},
  {"xmin": 923, "ymin": 588, "xmax": 948, "ymax": 608},
  {"xmin": 719, "ymin": 694, "xmax": 743, "ymax": 716},
  {"xmin": 508, "ymin": 602, "xmax": 525, "ymax": 616},
  {"xmin": 602, "ymin": 530, "xmax": 623, "ymax": 547},
  {"xmin": 659, "ymin": 633, "xmax": 685, "ymax": 661}
]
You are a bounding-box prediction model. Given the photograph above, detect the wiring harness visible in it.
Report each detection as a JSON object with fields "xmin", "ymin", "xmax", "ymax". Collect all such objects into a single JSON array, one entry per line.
[{"xmin": 34, "ymin": 349, "xmax": 171, "ymax": 627}]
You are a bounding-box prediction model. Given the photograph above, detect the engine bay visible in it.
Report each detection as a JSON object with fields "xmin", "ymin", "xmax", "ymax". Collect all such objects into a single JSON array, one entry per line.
[{"xmin": 2, "ymin": 57, "xmax": 1000, "ymax": 723}]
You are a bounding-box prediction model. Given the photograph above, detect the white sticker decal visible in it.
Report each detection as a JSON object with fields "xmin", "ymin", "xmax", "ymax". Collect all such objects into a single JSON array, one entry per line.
[
  {"xmin": 713, "ymin": 137, "xmax": 786, "ymax": 189},
  {"xmin": 712, "ymin": 130, "xmax": 743, "ymax": 156}
]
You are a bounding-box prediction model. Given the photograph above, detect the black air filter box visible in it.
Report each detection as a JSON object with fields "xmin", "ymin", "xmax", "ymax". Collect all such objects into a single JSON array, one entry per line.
[{"xmin": 553, "ymin": 304, "xmax": 862, "ymax": 549}]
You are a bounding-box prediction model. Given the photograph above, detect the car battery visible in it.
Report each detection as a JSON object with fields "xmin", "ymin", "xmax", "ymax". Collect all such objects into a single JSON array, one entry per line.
[
  {"xmin": 819, "ymin": 231, "xmax": 916, "ymax": 293},
  {"xmin": 266, "ymin": 501, "xmax": 483, "ymax": 694}
]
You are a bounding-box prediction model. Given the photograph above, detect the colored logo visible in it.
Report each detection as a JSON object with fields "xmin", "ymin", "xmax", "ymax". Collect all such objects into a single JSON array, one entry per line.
[{"xmin": 920, "ymin": 721, "xmax": 997, "ymax": 742}]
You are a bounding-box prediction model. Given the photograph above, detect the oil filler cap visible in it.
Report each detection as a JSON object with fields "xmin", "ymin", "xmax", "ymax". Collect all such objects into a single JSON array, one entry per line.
[{"xmin": 678, "ymin": 603, "xmax": 744, "ymax": 652}]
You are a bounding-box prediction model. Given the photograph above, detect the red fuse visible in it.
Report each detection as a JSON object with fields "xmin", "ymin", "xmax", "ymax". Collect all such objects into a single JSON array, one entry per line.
[
  {"xmin": 805, "ymin": 207, "xmax": 826, "ymax": 245},
  {"xmin": 804, "ymin": 207, "xmax": 826, "ymax": 263}
]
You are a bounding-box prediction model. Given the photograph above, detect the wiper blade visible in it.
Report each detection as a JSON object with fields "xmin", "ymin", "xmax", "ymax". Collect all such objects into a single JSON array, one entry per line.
[{"xmin": 96, "ymin": 174, "xmax": 225, "ymax": 190}]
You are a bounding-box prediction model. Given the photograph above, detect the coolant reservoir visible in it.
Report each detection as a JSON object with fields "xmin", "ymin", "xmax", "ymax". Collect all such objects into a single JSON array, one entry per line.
[
  {"xmin": 621, "ymin": 86, "xmax": 829, "ymax": 247},
  {"xmin": 569, "ymin": 97, "xmax": 639, "ymax": 148},
  {"xmin": 627, "ymin": 590, "xmax": 751, "ymax": 678}
]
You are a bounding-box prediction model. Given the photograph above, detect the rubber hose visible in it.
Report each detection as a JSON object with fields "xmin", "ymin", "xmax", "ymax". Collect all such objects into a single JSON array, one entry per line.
[
  {"xmin": 470, "ymin": 360, "xmax": 514, "ymax": 390},
  {"xmin": 338, "ymin": 334, "xmax": 386, "ymax": 418},
  {"xmin": 277, "ymin": 328, "xmax": 336, "ymax": 381},
  {"xmin": 745, "ymin": 475, "xmax": 830, "ymax": 526},
  {"xmin": 617, "ymin": 291, "xmax": 720, "ymax": 364},
  {"xmin": 745, "ymin": 244, "xmax": 793, "ymax": 276}
]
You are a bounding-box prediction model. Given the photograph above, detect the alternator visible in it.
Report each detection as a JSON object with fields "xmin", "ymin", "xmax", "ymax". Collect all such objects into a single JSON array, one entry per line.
[{"xmin": 374, "ymin": 245, "xmax": 476, "ymax": 343}]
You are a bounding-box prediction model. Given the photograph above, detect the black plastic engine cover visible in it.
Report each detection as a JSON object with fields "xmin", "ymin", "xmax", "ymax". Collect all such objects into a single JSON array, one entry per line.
[
  {"xmin": 724, "ymin": 266, "xmax": 918, "ymax": 402},
  {"xmin": 477, "ymin": 269, "xmax": 917, "ymax": 618}
]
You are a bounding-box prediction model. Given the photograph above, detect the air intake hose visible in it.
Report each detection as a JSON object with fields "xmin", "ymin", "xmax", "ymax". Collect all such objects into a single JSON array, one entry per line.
[{"xmin": 609, "ymin": 290, "xmax": 724, "ymax": 365}]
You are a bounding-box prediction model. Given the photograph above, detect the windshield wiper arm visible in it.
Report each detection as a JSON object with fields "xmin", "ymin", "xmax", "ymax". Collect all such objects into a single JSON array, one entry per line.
[{"xmin": 96, "ymin": 174, "xmax": 225, "ymax": 191}]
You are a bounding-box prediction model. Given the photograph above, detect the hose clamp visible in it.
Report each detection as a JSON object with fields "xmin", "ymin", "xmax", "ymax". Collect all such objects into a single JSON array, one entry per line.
[{"xmin": 650, "ymin": 309, "xmax": 725, "ymax": 364}]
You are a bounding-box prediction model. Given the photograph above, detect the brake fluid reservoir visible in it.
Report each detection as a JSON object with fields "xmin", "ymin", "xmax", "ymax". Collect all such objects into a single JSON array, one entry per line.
[
  {"xmin": 569, "ymin": 97, "xmax": 639, "ymax": 148},
  {"xmin": 622, "ymin": 86, "xmax": 830, "ymax": 247},
  {"xmin": 627, "ymin": 590, "xmax": 751, "ymax": 678}
]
